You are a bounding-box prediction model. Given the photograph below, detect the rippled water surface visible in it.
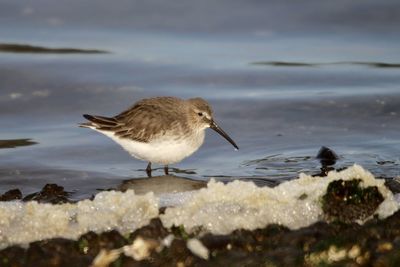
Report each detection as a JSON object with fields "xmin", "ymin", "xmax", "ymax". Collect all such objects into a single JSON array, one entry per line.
[{"xmin": 1, "ymin": 0, "xmax": 399, "ymax": 199}]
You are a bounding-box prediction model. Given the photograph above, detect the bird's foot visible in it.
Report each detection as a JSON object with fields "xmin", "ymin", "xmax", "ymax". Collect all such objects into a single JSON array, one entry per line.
[
  {"xmin": 164, "ymin": 165, "xmax": 169, "ymax": 175},
  {"xmin": 146, "ymin": 162, "xmax": 152, "ymax": 177}
]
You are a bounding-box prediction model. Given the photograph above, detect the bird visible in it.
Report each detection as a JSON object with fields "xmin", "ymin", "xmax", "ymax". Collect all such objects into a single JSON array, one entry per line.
[{"xmin": 80, "ymin": 96, "xmax": 238, "ymax": 177}]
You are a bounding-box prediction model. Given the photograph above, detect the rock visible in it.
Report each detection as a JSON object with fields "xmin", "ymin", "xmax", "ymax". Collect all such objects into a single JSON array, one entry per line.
[
  {"xmin": 123, "ymin": 236, "xmax": 160, "ymax": 261},
  {"xmin": 187, "ymin": 238, "xmax": 209, "ymax": 260},
  {"xmin": 322, "ymin": 179, "xmax": 384, "ymax": 223},
  {"xmin": 316, "ymin": 146, "xmax": 339, "ymax": 166},
  {"xmin": 315, "ymin": 146, "xmax": 339, "ymax": 176},
  {"xmin": 23, "ymin": 184, "xmax": 71, "ymax": 204},
  {"xmin": 0, "ymin": 189, "xmax": 22, "ymax": 201}
]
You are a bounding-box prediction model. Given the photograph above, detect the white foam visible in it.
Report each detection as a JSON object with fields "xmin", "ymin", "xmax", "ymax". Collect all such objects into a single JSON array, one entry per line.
[
  {"xmin": 0, "ymin": 165, "xmax": 397, "ymax": 249},
  {"xmin": 161, "ymin": 165, "xmax": 399, "ymax": 234},
  {"xmin": 0, "ymin": 190, "xmax": 158, "ymax": 249},
  {"xmin": 159, "ymin": 191, "xmax": 197, "ymax": 207}
]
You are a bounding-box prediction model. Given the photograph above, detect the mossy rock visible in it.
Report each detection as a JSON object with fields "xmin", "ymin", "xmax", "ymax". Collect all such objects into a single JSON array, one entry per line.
[{"xmin": 322, "ymin": 179, "xmax": 384, "ymax": 223}]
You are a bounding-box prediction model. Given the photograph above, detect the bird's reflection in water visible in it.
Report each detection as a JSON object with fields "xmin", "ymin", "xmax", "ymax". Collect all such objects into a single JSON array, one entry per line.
[
  {"xmin": 118, "ymin": 169, "xmax": 282, "ymax": 199},
  {"xmin": 118, "ymin": 172, "xmax": 206, "ymax": 196}
]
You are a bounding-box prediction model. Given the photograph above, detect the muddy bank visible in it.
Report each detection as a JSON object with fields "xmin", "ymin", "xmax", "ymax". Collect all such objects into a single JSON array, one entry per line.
[
  {"xmin": 0, "ymin": 43, "xmax": 108, "ymax": 54},
  {"xmin": 251, "ymin": 61, "xmax": 400, "ymax": 68}
]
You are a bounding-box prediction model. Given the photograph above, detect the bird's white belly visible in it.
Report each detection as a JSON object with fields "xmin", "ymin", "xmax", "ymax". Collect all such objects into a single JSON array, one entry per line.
[{"xmin": 99, "ymin": 130, "xmax": 205, "ymax": 164}]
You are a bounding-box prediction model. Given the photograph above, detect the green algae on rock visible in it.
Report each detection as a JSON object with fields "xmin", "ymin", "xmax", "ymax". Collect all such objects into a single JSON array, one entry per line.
[{"xmin": 322, "ymin": 179, "xmax": 384, "ymax": 223}]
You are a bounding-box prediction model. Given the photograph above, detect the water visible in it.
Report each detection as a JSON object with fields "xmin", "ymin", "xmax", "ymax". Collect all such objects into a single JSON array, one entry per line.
[{"xmin": 1, "ymin": 0, "xmax": 400, "ymax": 200}]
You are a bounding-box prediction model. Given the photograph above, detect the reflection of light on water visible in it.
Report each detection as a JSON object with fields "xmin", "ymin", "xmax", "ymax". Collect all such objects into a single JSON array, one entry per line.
[
  {"xmin": 0, "ymin": 165, "xmax": 397, "ymax": 249},
  {"xmin": 9, "ymin": 93, "xmax": 22, "ymax": 99},
  {"xmin": 6, "ymin": 90, "xmax": 50, "ymax": 101},
  {"xmin": 32, "ymin": 90, "xmax": 50, "ymax": 97}
]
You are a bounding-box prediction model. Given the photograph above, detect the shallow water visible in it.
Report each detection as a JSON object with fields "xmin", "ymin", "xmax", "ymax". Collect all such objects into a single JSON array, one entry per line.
[{"xmin": 1, "ymin": 1, "xmax": 400, "ymax": 199}]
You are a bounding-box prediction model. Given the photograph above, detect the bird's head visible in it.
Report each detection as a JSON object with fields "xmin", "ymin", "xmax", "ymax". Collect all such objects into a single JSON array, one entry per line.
[{"xmin": 187, "ymin": 97, "xmax": 239, "ymax": 150}]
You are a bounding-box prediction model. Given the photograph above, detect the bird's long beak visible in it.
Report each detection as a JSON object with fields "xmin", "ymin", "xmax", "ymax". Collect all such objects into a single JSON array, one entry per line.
[{"xmin": 210, "ymin": 120, "xmax": 239, "ymax": 150}]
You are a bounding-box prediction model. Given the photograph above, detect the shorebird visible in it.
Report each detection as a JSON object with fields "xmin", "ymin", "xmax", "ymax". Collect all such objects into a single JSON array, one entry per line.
[{"xmin": 80, "ymin": 96, "xmax": 238, "ymax": 177}]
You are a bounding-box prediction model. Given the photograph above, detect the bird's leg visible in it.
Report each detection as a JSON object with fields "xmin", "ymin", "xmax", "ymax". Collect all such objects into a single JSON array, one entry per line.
[
  {"xmin": 146, "ymin": 162, "xmax": 152, "ymax": 177},
  {"xmin": 164, "ymin": 165, "xmax": 169, "ymax": 175}
]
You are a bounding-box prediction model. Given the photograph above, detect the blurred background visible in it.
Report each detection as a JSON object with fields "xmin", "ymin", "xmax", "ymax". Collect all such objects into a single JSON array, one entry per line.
[{"xmin": 0, "ymin": 0, "xmax": 399, "ymax": 199}]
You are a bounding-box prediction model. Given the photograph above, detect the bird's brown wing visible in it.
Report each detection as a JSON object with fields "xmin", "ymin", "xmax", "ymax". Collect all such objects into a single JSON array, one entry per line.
[
  {"xmin": 82, "ymin": 97, "xmax": 187, "ymax": 143},
  {"xmin": 112, "ymin": 97, "xmax": 185, "ymax": 143},
  {"xmin": 80, "ymin": 114, "xmax": 120, "ymax": 131}
]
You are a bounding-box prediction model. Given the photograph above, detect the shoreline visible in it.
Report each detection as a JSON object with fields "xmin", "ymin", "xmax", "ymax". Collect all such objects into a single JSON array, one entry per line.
[{"xmin": 0, "ymin": 165, "xmax": 399, "ymax": 266}]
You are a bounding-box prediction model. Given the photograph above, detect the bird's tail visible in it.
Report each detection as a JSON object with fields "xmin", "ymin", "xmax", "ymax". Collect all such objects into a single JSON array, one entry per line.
[{"xmin": 79, "ymin": 114, "xmax": 119, "ymax": 131}]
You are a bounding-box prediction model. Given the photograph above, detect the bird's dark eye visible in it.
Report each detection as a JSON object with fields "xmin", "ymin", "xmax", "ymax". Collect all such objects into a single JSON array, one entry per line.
[{"xmin": 198, "ymin": 112, "xmax": 203, "ymax": 116}]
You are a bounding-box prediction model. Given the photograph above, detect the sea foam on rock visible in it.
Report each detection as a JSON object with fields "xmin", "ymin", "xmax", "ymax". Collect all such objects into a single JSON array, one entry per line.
[
  {"xmin": 0, "ymin": 190, "xmax": 158, "ymax": 249},
  {"xmin": 0, "ymin": 165, "xmax": 397, "ymax": 249},
  {"xmin": 161, "ymin": 165, "xmax": 399, "ymax": 234}
]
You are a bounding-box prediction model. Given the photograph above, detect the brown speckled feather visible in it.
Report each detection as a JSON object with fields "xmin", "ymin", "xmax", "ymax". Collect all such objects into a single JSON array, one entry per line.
[{"xmin": 88, "ymin": 97, "xmax": 192, "ymax": 143}]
